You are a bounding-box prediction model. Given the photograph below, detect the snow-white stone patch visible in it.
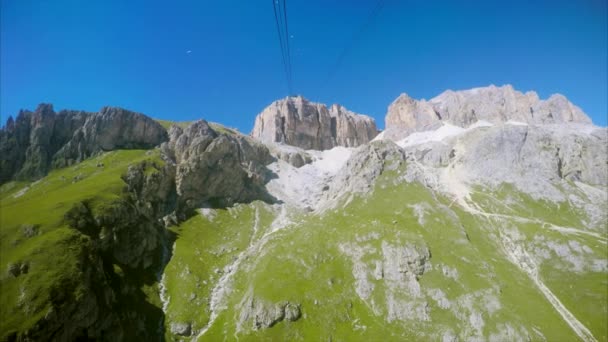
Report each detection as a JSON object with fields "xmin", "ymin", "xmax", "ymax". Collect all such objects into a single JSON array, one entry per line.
[
  {"xmin": 307, "ymin": 146, "xmax": 353, "ymax": 174},
  {"xmin": 372, "ymin": 130, "xmax": 386, "ymax": 141},
  {"xmin": 506, "ymin": 120, "xmax": 528, "ymax": 126},
  {"xmin": 266, "ymin": 146, "xmax": 353, "ymax": 209},
  {"xmin": 397, "ymin": 124, "xmax": 465, "ymax": 148},
  {"xmin": 468, "ymin": 120, "xmax": 494, "ymax": 129},
  {"xmin": 13, "ymin": 186, "xmax": 29, "ymax": 198},
  {"xmin": 198, "ymin": 208, "xmax": 216, "ymax": 221},
  {"xmin": 396, "ymin": 121, "xmax": 494, "ymax": 148}
]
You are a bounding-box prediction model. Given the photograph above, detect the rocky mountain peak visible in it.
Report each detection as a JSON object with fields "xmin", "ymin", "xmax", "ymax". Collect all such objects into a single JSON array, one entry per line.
[
  {"xmin": 251, "ymin": 96, "xmax": 378, "ymax": 150},
  {"xmin": 0, "ymin": 104, "xmax": 168, "ymax": 183},
  {"xmin": 384, "ymin": 85, "xmax": 593, "ymax": 140}
]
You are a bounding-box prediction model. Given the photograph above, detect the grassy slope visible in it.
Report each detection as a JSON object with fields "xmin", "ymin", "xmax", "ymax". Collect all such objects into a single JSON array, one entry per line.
[
  {"xmin": 163, "ymin": 167, "xmax": 606, "ymax": 341},
  {"xmin": 472, "ymin": 186, "xmax": 608, "ymax": 341},
  {"xmin": 162, "ymin": 202, "xmax": 280, "ymax": 338},
  {"xmin": 0, "ymin": 149, "xmax": 163, "ymax": 337},
  {"xmin": 1, "ymin": 143, "xmax": 604, "ymax": 341}
]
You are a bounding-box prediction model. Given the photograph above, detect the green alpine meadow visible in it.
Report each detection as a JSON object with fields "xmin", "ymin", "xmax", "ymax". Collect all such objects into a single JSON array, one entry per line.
[{"xmin": 1, "ymin": 86, "xmax": 606, "ymax": 341}]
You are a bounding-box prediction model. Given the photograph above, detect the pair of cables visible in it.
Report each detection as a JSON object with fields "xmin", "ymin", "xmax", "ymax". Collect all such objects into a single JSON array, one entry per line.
[
  {"xmin": 272, "ymin": 0, "xmax": 293, "ymax": 94},
  {"xmin": 271, "ymin": 0, "xmax": 385, "ymax": 94}
]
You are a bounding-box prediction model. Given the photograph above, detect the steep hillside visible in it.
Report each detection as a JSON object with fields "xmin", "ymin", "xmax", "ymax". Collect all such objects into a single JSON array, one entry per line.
[
  {"xmin": 162, "ymin": 140, "xmax": 606, "ymax": 341},
  {"xmin": 0, "ymin": 149, "xmax": 170, "ymax": 340},
  {"xmin": 1, "ymin": 86, "xmax": 606, "ymax": 341}
]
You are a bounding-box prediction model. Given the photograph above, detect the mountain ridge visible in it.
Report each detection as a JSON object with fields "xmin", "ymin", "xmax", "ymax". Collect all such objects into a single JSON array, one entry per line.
[{"xmin": 1, "ymin": 85, "xmax": 606, "ymax": 341}]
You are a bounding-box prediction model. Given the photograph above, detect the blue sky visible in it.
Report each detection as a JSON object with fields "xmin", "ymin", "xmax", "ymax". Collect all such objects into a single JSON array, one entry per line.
[{"xmin": 2, "ymin": 0, "xmax": 607, "ymax": 130}]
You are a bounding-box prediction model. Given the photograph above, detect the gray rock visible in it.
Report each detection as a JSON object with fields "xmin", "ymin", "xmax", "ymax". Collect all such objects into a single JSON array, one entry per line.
[
  {"xmin": 448, "ymin": 124, "xmax": 608, "ymax": 193},
  {"xmin": 170, "ymin": 322, "xmax": 192, "ymax": 336},
  {"xmin": 384, "ymin": 84, "xmax": 593, "ymax": 140},
  {"xmin": 165, "ymin": 120, "xmax": 275, "ymax": 210},
  {"xmin": 238, "ymin": 296, "xmax": 302, "ymax": 331},
  {"xmin": 53, "ymin": 106, "xmax": 168, "ymax": 168},
  {"xmin": 284, "ymin": 303, "xmax": 301, "ymax": 321},
  {"xmin": 20, "ymin": 224, "xmax": 40, "ymax": 238},
  {"xmin": 329, "ymin": 104, "xmax": 379, "ymax": 148},
  {"xmin": 271, "ymin": 147, "xmax": 313, "ymax": 168},
  {"xmin": 251, "ymin": 96, "xmax": 377, "ymax": 150},
  {"xmin": 321, "ymin": 140, "xmax": 406, "ymax": 207},
  {"xmin": 384, "ymin": 93, "xmax": 441, "ymax": 139},
  {"xmin": 0, "ymin": 104, "xmax": 168, "ymax": 183}
]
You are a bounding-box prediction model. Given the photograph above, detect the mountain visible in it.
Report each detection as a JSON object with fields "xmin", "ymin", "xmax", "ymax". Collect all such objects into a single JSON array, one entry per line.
[
  {"xmin": 0, "ymin": 104, "xmax": 168, "ymax": 184},
  {"xmin": 384, "ymin": 84, "xmax": 592, "ymax": 140},
  {"xmin": 251, "ymin": 96, "xmax": 378, "ymax": 150},
  {"xmin": 0, "ymin": 86, "xmax": 606, "ymax": 342}
]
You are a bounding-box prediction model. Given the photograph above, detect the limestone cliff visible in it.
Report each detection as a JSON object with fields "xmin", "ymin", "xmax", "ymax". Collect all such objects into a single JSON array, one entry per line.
[
  {"xmin": 0, "ymin": 104, "xmax": 168, "ymax": 184},
  {"xmin": 251, "ymin": 96, "xmax": 377, "ymax": 150},
  {"xmin": 384, "ymin": 85, "xmax": 593, "ymax": 140}
]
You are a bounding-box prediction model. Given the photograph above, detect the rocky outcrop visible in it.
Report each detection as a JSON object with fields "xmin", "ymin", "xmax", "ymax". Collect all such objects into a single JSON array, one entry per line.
[
  {"xmin": 122, "ymin": 160, "xmax": 177, "ymax": 221},
  {"xmin": 15, "ymin": 160, "xmax": 176, "ymax": 342},
  {"xmin": 160, "ymin": 120, "xmax": 275, "ymax": 211},
  {"xmin": 0, "ymin": 104, "xmax": 168, "ymax": 184},
  {"xmin": 321, "ymin": 140, "xmax": 406, "ymax": 207},
  {"xmin": 0, "ymin": 104, "xmax": 88, "ymax": 183},
  {"xmin": 329, "ymin": 104, "xmax": 379, "ymax": 147},
  {"xmin": 170, "ymin": 322, "xmax": 192, "ymax": 336},
  {"xmin": 238, "ymin": 296, "xmax": 302, "ymax": 331},
  {"xmin": 385, "ymin": 94, "xmax": 441, "ymax": 137},
  {"xmin": 65, "ymin": 161, "xmax": 174, "ymax": 270},
  {"xmin": 453, "ymin": 124, "xmax": 608, "ymax": 189},
  {"xmin": 384, "ymin": 85, "xmax": 593, "ymax": 140},
  {"xmin": 53, "ymin": 106, "xmax": 168, "ymax": 168},
  {"xmin": 397, "ymin": 123, "xmax": 608, "ymax": 230},
  {"xmin": 251, "ymin": 96, "xmax": 377, "ymax": 150}
]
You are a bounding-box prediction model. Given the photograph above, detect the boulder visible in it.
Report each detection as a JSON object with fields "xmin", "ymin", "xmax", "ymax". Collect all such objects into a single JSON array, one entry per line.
[
  {"xmin": 170, "ymin": 322, "xmax": 192, "ymax": 336},
  {"xmin": 238, "ymin": 296, "xmax": 302, "ymax": 331}
]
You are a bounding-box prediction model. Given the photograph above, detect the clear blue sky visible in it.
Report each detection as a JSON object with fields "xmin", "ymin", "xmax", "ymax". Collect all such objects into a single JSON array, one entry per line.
[{"xmin": 2, "ymin": 0, "xmax": 607, "ymax": 130}]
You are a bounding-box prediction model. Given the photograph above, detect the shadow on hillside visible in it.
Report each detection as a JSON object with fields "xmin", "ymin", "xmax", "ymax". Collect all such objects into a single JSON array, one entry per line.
[{"xmin": 102, "ymin": 228, "xmax": 177, "ymax": 341}]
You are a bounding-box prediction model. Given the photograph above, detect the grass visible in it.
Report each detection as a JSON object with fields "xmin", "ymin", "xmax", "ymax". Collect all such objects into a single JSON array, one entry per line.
[
  {"xmin": 0, "ymin": 149, "xmax": 164, "ymax": 339},
  {"xmin": 2, "ymin": 143, "xmax": 605, "ymax": 341},
  {"xmin": 155, "ymin": 119, "xmax": 193, "ymax": 130},
  {"xmin": 164, "ymin": 165, "xmax": 602, "ymax": 341},
  {"xmin": 162, "ymin": 202, "xmax": 277, "ymax": 338}
]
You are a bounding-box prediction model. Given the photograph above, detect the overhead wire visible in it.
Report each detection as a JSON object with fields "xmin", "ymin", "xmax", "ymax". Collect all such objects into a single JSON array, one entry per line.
[
  {"xmin": 272, "ymin": 0, "xmax": 293, "ymax": 94},
  {"xmin": 322, "ymin": 0, "xmax": 386, "ymax": 89},
  {"xmin": 281, "ymin": 0, "xmax": 293, "ymax": 93}
]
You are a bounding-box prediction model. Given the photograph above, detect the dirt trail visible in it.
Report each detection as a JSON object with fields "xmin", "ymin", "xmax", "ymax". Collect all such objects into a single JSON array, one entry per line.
[
  {"xmin": 462, "ymin": 198, "xmax": 598, "ymax": 342},
  {"xmin": 499, "ymin": 231, "xmax": 597, "ymax": 342}
]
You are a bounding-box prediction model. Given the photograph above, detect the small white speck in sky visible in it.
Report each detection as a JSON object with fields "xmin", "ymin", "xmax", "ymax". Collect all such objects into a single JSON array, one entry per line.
[{"xmin": 186, "ymin": 50, "xmax": 192, "ymax": 54}]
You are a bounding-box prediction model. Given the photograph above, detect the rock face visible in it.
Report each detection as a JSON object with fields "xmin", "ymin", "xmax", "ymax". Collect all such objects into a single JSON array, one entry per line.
[
  {"xmin": 456, "ymin": 125, "xmax": 608, "ymax": 188},
  {"xmin": 395, "ymin": 123, "xmax": 608, "ymax": 229},
  {"xmin": 329, "ymin": 104, "xmax": 379, "ymax": 147},
  {"xmin": 251, "ymin": 96, "xmax": 378, "ymax": 150},
  {"xmin": 238, "ymin": 296, "xmax": 302, "ymax": 331},
  {"xmin": 321, "ymin": 140, "xmax": 407, "ymax": 207},
  {"xmin": 160, "ymin": 120, "xmax": 274, "ymax": 211},
  {"xmin": 53, "ymin": 106, "xmax": 168, "ymax": 168},
  {"xmin": 384, "ymin": 85, "xmax": 593, "ymax": 140},
  {"xmin": 21, "ymin": 159, "xmax": 178, "ymax": 342},
  {"xmin": 0, "ymin": 104, "xmax": 168, "ymax": 184}
]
